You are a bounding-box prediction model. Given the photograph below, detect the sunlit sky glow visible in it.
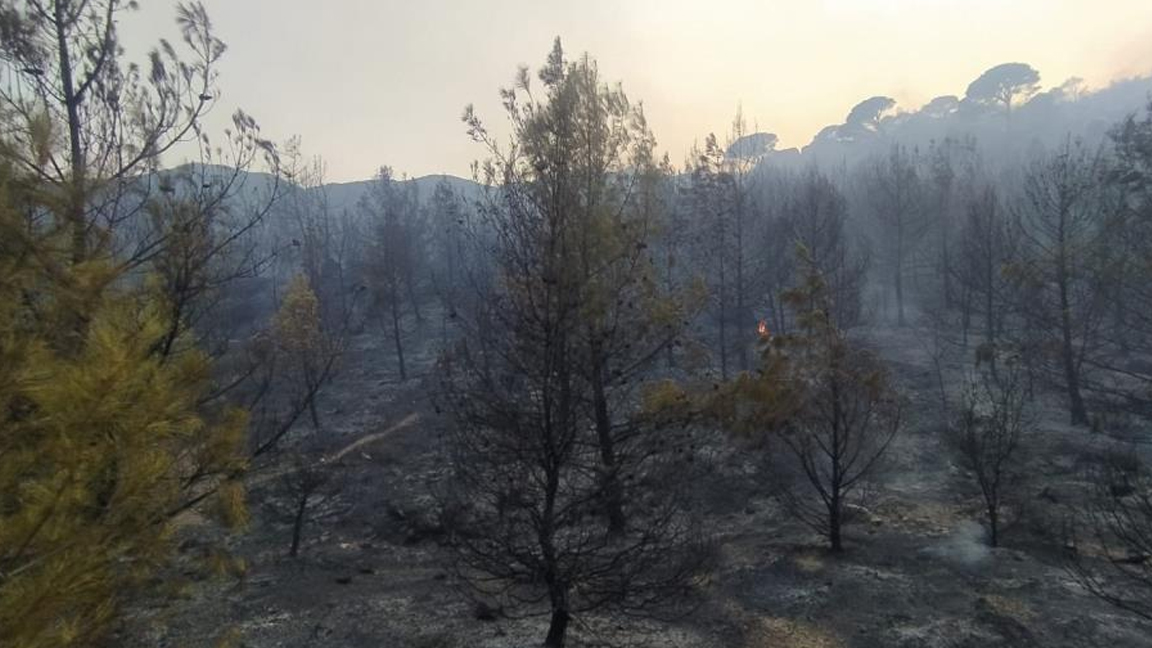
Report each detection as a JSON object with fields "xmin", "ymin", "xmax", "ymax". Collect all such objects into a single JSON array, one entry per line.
[{"xmin": 122, "ymin": 0, "xmax": 1152, "ymax": 182}]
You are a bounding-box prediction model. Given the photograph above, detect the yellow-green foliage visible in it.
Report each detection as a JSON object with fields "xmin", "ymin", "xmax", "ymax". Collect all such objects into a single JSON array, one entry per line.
[
  {"xmin": 705, "ymin": 247, "xmax": 860, "ymax": 443},
  {"xmin": 0, "ymin": 170, "xmax": 248, "ymax": 647},
  {"xmin": 712, "ymin": 349, "xmax": 802, "ymax": 439},
  {"xmin": 274, "ymin": 274, "xmax": 325, "ymax": 359},
  {"xmin": 273, "ymin": 274, "xmax": 333, "ymax": 394}
]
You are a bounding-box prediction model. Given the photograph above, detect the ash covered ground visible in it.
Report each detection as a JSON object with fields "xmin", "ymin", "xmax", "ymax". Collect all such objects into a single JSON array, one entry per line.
[{"xmin": 126, "ymin": 326, "xmax": 1152, "ymax": 648}]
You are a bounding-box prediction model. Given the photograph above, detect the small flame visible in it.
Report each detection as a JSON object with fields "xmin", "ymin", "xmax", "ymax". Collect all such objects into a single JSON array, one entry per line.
[{"xmin": 757, "ymin": 320, "xmax": 770, "ymax": 338}]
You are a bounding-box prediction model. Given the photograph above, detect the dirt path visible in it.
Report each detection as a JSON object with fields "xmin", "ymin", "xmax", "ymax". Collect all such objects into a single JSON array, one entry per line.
[
  {"xmin": 242, "ymin": 412, "xmax": 421, "ymax": 490},
  {"xmin": 325, "ymin": 412, "xmax": 420, "ymax": 462},
  {"xmin": 864, "ymin": 326, "xmax": 971, "ymax": 534}
]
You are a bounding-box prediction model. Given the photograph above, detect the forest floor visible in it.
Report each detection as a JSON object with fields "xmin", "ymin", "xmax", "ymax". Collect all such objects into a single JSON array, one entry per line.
[{"xmin": 125, "ymin": 324, "xmax": 1152, "ymax": 648}]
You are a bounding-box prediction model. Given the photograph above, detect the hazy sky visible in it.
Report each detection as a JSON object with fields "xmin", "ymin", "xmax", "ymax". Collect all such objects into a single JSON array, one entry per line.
[{"xmin": 121, "ymin": 0, "xmax": 1152, "ymax": 182}]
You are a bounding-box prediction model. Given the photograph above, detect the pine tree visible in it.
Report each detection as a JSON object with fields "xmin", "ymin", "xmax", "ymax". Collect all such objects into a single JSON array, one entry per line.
[
  {"xmin": 272, "ymin": 274, "xmax": 339, "ymax": 432},
  {"xmin": 444, "ymin": 39, "xmax": 706, "ymax": 648},
  {"xmin": 719, "ymin": 250, "xmax": 900, "ymax": 552},
  {"xmin": 359, "ymin": 166, "xmax": 422, "ymax": 381},
  {"xmin": 0, "ymin": 166, "xmax": 249, "ymax": 648}
]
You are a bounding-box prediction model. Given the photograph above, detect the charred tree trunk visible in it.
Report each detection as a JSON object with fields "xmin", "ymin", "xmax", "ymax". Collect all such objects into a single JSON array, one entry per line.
[
  {"xmin": 390, "ymin": 294, "xmax": 407, "ymax": 381},
  {"xmin": 405, "ymin": 273, "xmax": 424, "ymax": 324},
  {"xmin": 544, "ymin": 602, "xmax": 570, "ymax": 648},
  {"xmin": 829, "ymin": 378, "xmax": 845, "ymax": 552},
  {"xmin": 988, "ymin": 504, "xmax": 1000, "ymax": 548},
  {"xmin": 1057, "ymin": 259, "xmax": 1088, "ymax": 425},
  {"xmin": 895, "ymin": 227, "xmax": 906, "ymax": 327},
  {"xmin": 290, "ymin": 492, "xmax": 308, "ymax": 558},
  {"xmin": 590, "ymin": 360, "xmax": 625, "ymax": 535},
  {"xmin": 55, "ymin": 1, "xmax": 87, "ymax": 265},
  {"xmin": 941, "ymin": 234, "xmax": 953, "ymax": 309},
  {"xmin": 984, "ymin": 232, "xmax": 998, "ymax": 378},
  {"xmin": 664, "ymin": 250, "xmax": 677, "ymax": 369},
  {"xmin": 308, "ymin": 394, "xmax": 321, "ymax": 431},
  {"xmin": 735, "ymin": 208, "xmax": 749, "ymax": 373},
  {"xmin": 829, "ymin": 497, "xmax": 843, "ymax": 553},
  {"xmin": 540, "ymin": 400, "xmax": 569, "ymax": 648},
  {"xmin": 718, "ymin": 257, "xmax": 729, "ymax": 380}
]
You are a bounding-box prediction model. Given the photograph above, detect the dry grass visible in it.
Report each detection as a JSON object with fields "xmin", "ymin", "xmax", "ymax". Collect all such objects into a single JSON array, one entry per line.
[
  {"xmin": 794, "ymin": 553, "xmax": 826, "ymax": 573},
  {"xmin": 876, "ymin": 499, "xmax": 965, "ymax": 536},
  {"xmin": 745, "ymin": 617, "xmax": 843, "ymax": 648},
  {"xmin": 982, "ymin": 594, "xmax": 1035, "ymax": 621}
]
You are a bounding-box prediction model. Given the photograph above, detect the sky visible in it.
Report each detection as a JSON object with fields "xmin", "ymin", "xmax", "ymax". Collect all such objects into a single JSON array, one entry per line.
[{"xmin": 120, "ymin": 0, "xmax": 1152, "ymax": 182}]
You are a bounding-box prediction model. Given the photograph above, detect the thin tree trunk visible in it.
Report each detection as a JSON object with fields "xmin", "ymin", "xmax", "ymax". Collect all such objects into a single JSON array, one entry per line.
[
  {"xmin": 308, "ymin": 395, "xmax": 321, "ymax": 431},
  {"xmin": 1059, "ymin": 310, "xmax": 1088, "ymax": 424},
  {"xmin": 830, "ymin": 373, "xmax": 846, "ymax": 553},
  {"xmin": 1057, "ymin": 262, "xmax": 1088, "ymax": 425},
  {"xmin": 541, "ymin": 401, "xmax": 567, "ymax": 648},
  {"xmin": 665, "ymin": 251, "xmax": 676, "ymax": 369},
  {"xmin": 988, "ymin": 505, "xmax": 999, "ymax": 548},
  {"xmin": 544, "ymin": 602, "xmax": 570, "ymax": 648},
  {"xmin": 985, "ymin": 242, "xmax": 998, "ymax": 378},
  {"xmin": 718, "ymin": 262, "xmax": 729, "ymax": 380},
  {"xmin": 290, "ymin": 494, "xmax": 308, "ymax": 558},
  {"xmin": 406, "ymin": 274, "xmax": 424, "ymax": 323},
  {"xmin": 55, "ymin": 1, "xmax": 87, "ymax": 265},
  {"xmin": 895, "ymin": 230, "xmax": 906, "ymax": 327},
  {"xmin": 590, "ymin": 362, "xmax": 625, "ymax": 535},
  {"xmin": 735, "ymin": 206, "xmax": 749, "ymax": 372},
  {"xmin": 829, "ymin": 496, "xmax": 843, "ymax": 552},
  {"xmin": 391, "ymin": 298, "xmax": 407, "ymax": 381},
  {"xmin": 941, "ymin": 229, "xmax": 953, "ymax": 309}
]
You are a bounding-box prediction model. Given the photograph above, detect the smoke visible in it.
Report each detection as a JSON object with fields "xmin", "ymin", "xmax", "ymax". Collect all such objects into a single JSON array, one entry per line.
[{"xmin": 923, "ymin": 520, "xmax": 991, "ymax": 566}]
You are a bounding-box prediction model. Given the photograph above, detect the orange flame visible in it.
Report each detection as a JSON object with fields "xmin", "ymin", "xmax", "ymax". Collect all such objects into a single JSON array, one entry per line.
[{"xmin": 757, "ymin": 320, "xmax": 770, "ymax": 338}]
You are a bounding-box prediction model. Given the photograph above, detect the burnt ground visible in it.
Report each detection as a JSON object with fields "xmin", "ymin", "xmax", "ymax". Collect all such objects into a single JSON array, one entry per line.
[{"xmin": 124, "ymin": 325, "xmax": 1152, "ymax": 647}]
